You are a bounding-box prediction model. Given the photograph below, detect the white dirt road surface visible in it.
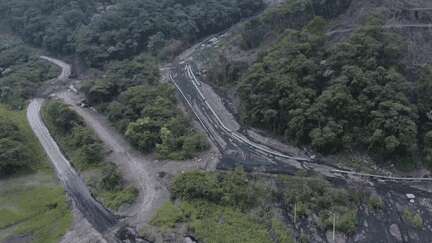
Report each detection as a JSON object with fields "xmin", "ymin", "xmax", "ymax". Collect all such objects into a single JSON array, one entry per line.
[{"xmin": 58, "ymin": 91, "xmax": 169, "ymax": 227}]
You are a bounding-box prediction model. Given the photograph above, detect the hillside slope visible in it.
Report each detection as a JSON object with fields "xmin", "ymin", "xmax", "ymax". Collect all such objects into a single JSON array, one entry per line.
[{"xmin": 193, "ymin": 0, "xmax": 432, "ymax": 174}]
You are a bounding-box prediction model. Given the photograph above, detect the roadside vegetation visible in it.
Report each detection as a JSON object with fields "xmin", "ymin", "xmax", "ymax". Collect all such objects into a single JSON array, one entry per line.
[
  {"xmin": 82, "ymin": 55, "xmax": 209, "ymax": 160},
  {"xmin": 0, "ymin": 105, "xmax": 72, "ymax": 243},
  {"xmin": 42, "ymin": 100, "xmax": 137, "ymax": 211},
  {"xmin": 0, "ymin": 35, "xmax": 59, "ymax": 109},
  {"xmin": 148, "ymin": 169, "xmax": 382, "ymax": 242}
]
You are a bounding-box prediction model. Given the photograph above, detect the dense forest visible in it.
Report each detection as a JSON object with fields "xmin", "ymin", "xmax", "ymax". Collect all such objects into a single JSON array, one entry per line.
[
  {"xmin": 0, "ymin": 0, "xmax": 264, "ymax": 66},
  {"xmin": 238, "ymin": 16, "xmax": 432, "ymax": 167}
]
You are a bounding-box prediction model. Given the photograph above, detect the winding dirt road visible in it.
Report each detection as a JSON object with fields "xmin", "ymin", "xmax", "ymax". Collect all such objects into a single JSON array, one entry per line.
[
  {"xmin": 58, "ymin": 91, "xmax": 168, "ymax": 227},
  {"xmin": 39, "ymin": 57, "xmax": 168, "ymax": 229}
]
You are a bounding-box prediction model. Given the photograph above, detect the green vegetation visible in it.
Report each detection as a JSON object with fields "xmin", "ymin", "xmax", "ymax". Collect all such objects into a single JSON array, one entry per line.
[
  {"xmin": 0, "ymin": 104, "xmax": 46, "ymax": 175},
  {"xmin": 206, "ymin": 0, "xmax": 351, "ymax": 88},
  {"xmin": 418, "ymin": 65, "xmax": 432, "ymax": 168},
  {"xmin": 0, "ymin": 35, "xmax": 59, "ymax": 108},
  {"xmin": 151, "ymin": 201, "xmax": 275, "ymax": 243},
  {"xmin": 238, "ymin": 16, "xmax": 428, "ymax": 167},
  {"xmin": 150, "ymin": 201, "xmax": 184, "ymax": 230},
  {"xmin": 152, "ymin": 170, "xmax": 369, "ymax": 241},
  {"xmin": 277, "ymin": 174, "xmax": 364, "ymax": 234},
  {"xmin": 151, "ymin": 169, "xmax": 291, "ymax": 243},
  {"xmin": 172, "ymin": 169, "xmax": 263, "ymax": 209},
  {"xmin": 271, "ymin": 218, "xmax": 295, "ymax": 243},
  {"xmin": 82, "ymin": 56, "xmax": 209, "ymax": 160},
  {"xmin": 0, "ymin": 119, "xmax": 32, "ymax": 175},
  {"xmin": 240, "ymin": 0, "xmax": 351, "ymax": 49},
  {"xmin": 151, "ymin": 169, "xmax": 368, "ymax": 242},
  {"xmin": 368, "ymin": 195, "xmax": 384, "ymax": 211},
  {"xmin": 402, "ymin": 208, "xmax": 423, "ymax": 229},
  {"xmin": 110, "ymin": 83, "xmax": 209, "ymax": 159},
  {"xmin": 0, "ymin": 105, "xmax": 72, "ymax": 243},
  {"xmin": 43, "ymin": 101, "xmax": 103, "ymax": 170},
  {"xmin": 0, "ymin": 186, "xmax": 72, "ymax": 243},
  {"xmin": 0, "ymin": 0, "xmax": 264, "ymax": 66},
  {"xmin": 42, "ymin": 100, "xmax": 137, "ymax": 210}
]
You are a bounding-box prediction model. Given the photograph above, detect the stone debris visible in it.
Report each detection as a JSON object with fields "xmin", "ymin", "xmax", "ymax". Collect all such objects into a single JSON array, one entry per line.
[
  {"xmin": 406, "ymin": 194, "xmax": 416, "ymax": 199},
  {"xmin": 390, "ymin": 224, "xmax": 403, "ymax": 242}
]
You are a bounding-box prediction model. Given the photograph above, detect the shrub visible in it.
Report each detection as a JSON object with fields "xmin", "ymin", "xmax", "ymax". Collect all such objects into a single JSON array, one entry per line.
[
  {"xmin": 368, "ymin": 196, "xmax": 384, "ymax": 211},
  {"xmin": 402, "ymin": 209, "xmax": 423, "ymax": 229},
  {"xmin": 150, "ymin": 202, "xmax": 184, "ymax": 229}
]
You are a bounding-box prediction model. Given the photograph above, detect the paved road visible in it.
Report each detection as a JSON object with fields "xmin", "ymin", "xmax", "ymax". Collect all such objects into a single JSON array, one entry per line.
[{"xmin": 27, "ymin": 99, "xmax": 118, "ymax": 234}]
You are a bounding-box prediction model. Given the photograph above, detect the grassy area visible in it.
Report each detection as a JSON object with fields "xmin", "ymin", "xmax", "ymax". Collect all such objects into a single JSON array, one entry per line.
[
  {"xmin": 97, "ymin": 186, "xmax": 138, "ymax": 210},
  {"xmin": 151, "ymin": 201, "xmax": 276, "ymax": 243},
  {"xmin": 150, "ymin": 170, "xmax": 294, "ymax": 243},
  {"xmin": 42, "ymin": 100, "xmax": 138, "ymax": 211},
  {"xmin": 0, "ymin": 105, "xmax": 72, "ymax": 243},
  {"xmin": 150, "ymin": 170, "xmax": 383, "ymax": 242}
]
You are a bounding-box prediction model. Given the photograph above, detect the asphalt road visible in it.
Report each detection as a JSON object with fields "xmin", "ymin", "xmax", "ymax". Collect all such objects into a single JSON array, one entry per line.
[{"xmin": 27, "ymin": 99, "xmax": 118, "ymax": 234}]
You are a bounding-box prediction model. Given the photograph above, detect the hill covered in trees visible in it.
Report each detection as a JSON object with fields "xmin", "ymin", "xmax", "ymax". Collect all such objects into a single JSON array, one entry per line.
[
  {"xmin": 201, "ymin": 0, "xmax": 432, "ymax": 170},
  {"xmin": 0, "ymin": 0, "xmax": 264, "ymax": 66},
  {"xmin": 239, "ymin": 17, "xmax": 432, "ymax": 166}
]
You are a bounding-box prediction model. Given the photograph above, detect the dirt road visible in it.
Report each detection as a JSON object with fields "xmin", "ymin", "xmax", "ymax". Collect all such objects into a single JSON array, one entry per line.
[{"xmin": 58, "ymin": 91, "xmax": 169, "ymax": 227}]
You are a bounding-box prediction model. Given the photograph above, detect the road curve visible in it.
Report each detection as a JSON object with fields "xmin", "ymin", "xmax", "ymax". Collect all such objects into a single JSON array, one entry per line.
[
  {"xmin": 40, "ymin": 56, "xmax": 167, "ymax": 227},
  {"xmin": 27, "ymin": 99, "xmax": 118, "ymax": 234},
  {"xmin": 58, "ymin": 91, "xmax": 166, "ymax": 226},
  {"xmin": 40, "ymin": 56, "xmax": 71, "ymax": 82}
]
